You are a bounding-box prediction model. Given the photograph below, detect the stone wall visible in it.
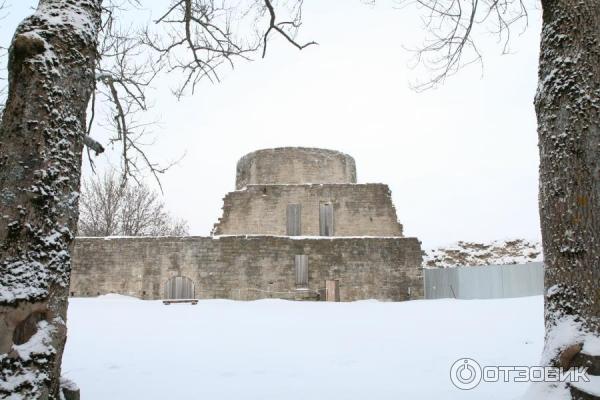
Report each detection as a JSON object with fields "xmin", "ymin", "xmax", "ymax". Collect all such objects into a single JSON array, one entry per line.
[
  {"xmin": 235, "ymin": 147, "xmax": 357, "ymax": 189},
  {"xmin": 71, "ymin": 236, "xmax": 423, "ymax": 301},
  {"xmin": 212, "ymin": 184, "xmax": 403, "ymax": 236}
]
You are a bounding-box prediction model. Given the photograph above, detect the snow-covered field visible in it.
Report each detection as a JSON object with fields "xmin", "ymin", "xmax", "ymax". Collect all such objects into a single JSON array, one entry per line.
[{"xmin": 62, "ymin": 295, "xmax": 544, "ymax": 400}]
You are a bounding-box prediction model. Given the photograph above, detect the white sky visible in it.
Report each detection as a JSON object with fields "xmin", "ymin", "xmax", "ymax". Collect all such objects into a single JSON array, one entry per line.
[{"xmin": 0, "ymin": 1, "xmax": 543, "ymax": 249}]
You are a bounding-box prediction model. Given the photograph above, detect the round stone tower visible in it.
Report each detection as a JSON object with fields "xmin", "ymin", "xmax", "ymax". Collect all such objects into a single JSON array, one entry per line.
[{"xmin": 235, "ymin": 147, "xmax": 357, "ymax": 189}]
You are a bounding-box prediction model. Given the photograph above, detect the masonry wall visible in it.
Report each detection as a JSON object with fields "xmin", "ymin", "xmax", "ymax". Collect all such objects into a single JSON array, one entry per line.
[
  {"xmin": 212, "ymin": 184, "xmax": 404, "ymax": 236},
  {"xmin": 236, "ymin": 148, "xmax": 357, "ymax": 189},
  {"xmin": 71, "ymin": 236, "xmax": 423, "ymax": 301}
]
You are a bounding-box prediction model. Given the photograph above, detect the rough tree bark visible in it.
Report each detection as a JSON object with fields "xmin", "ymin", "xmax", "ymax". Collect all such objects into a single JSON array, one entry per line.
[
  {"xmin": 0, "ymin": 0, "xmax": 102, "ymax": 398},
  {"xmin": 535, "ymin": 0, "xmax": 600, "ymax": 396}
]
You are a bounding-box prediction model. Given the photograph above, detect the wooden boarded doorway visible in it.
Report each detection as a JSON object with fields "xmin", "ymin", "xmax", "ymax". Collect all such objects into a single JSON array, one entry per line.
[
  {"xmin": 286, "ymin": 204, "xmax": 302, "ymax": 236},
  {"xmin": 319, "ymin": 202, "xmax": 334, "ymax": 236},
  {"xmin": 325, "ymin": 280, "xmax": 340, "ymax": 302},
  {"xmin": 294, "ymin": 255, "xmax": 309, "ymax": 288},
  {"xmin": 164, "ymin": 276, "xmax": 195, "ymax": 299}
]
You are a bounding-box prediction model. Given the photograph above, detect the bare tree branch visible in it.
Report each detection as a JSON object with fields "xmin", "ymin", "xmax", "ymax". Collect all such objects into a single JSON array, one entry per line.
[
  {"xmin": 82, "ymin": 135, "xmax": 105, "ymax": 155},
  {"xmin": 261, "ymin": 0, "xmax": 317, "ymax": 58},
  {"xmin": 399, "ymin": 0, "xmax": 529, "ymax": 90},
  {"xmin": 90, "ymin": 1, "xmax": 170, "ymax": 186},
  {"xmin": 144, "ymin": 0, "xmax": 316, "ymax": 98}
]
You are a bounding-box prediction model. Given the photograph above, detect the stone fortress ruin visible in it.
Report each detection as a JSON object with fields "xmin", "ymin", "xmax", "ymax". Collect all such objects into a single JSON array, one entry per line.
[{"xmin": 71, "ymin": 147, "xmax": 423, "ymax": 301}]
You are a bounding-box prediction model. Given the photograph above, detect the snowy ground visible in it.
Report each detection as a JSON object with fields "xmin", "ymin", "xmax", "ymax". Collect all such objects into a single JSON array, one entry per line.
[
  {"xmin": 62, "ymin": 295, "xmax": 544, "ymax": 400},
  {"xmin": 424, "ymin": 239, "xmax": 542, "ymax": 268}
]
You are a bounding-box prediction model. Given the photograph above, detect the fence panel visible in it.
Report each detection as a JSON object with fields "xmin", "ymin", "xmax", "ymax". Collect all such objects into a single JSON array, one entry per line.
[
  {"xmin": 424, "ymin": 262, "xmax": 544, "ymax": 300},
  {"xmin": 424, "ymin": 267, "xmax": 460, "ymax": 299}
]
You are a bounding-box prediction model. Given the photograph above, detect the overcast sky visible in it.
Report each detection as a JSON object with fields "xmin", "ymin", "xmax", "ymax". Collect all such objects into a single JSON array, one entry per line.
[{"xmin": 1, "ymin": 1, "xmax": 543, "ymax": 249}]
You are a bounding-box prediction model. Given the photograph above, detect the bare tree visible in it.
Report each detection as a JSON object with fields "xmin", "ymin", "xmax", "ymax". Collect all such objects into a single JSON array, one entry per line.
[
  {"xmin": 0, "ymin": 1, "xmax": 314, "ymax": 398},
  {"xmin": 78, "ymin": 171, "xmax": 189, "ymax": 236},
  {"xmin": 78, "ymin": 171, "xmax": 123, "ymax": 236},
  {"xmin": 403, "ymin": 0, "xmax": 600, "ymax": 397}
]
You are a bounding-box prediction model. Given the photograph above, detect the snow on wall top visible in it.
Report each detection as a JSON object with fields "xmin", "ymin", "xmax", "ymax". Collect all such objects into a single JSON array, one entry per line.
[{"xmin": 423, "ymin": 239, "xmax": 543, "ymax": 268}]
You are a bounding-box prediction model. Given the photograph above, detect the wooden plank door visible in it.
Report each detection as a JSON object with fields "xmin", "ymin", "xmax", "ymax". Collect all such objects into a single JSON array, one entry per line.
[
  {"xmin": 295, "ymin": 255, "xmax": 308, "ymax": 288},
  {"xmin": 164, "ymin": 276, "xmax": 195, "ymax": 299},
  {"xmin": 286, "ymin": 204, "xmax": 302, "ymax": 236},
  {"xmin": 325, "ymin": 280, "xmax": 340, "ymax": 302},
  {"xmin": 319, "ymin": 202, "xmax": 334, "ymax": 236}
]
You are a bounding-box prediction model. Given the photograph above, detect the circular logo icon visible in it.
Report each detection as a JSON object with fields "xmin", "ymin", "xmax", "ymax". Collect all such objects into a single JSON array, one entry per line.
[{"xmin": 450, "ymin": 358, "xmax": 482, "ymax": 390}]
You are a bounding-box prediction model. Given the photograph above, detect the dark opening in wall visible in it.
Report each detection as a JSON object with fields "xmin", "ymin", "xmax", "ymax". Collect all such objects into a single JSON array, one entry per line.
[{"xmin": 13, "ymin": 311, "xmax": 47, "ymax": 345}]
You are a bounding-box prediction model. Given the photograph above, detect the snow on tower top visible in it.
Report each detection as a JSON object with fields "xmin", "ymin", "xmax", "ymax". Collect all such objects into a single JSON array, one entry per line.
[{"xmin": 235, "ymin": 147, "xmax": 357, "ymax": 189}]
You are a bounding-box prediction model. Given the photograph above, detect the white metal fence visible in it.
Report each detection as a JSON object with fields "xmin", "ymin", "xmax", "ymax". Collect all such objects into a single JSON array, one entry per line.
[{"xmin": 423, "ymin": 262, "xmax": 544, "ymax": 299}]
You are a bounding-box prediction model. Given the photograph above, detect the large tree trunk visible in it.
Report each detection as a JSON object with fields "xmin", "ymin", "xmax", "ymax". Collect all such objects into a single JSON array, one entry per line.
[
  {"xmin": 0, "ymin": 0, "xmax": 101, "ymax": 398},
  {"xmin": 535, "ymin": 0, "xmax": 600, "ymax": 396}
]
